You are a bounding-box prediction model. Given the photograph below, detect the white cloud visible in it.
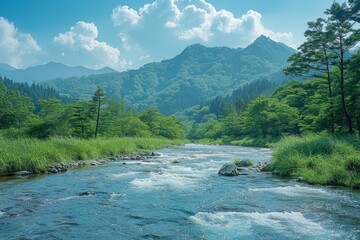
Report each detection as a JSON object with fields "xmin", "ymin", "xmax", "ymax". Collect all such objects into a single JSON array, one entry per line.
[
  {"xmin": 112, "ymin": 6, "xmax": 141, "ymax": 26},
  {"xmin": 0, "ymin": 17, "xmax": 41, "ymax": 68},
  {"xmin": 111, "ymin": 0, "xmax": 294, "ymax": 68},
  {"xmin": 53, "ymin": 21, "xmax": 122, "ymax": 70}
]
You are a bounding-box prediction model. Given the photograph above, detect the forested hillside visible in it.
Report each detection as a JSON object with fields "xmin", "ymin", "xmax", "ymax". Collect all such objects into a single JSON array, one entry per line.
[
  {"xmin": 43, "ymin": 36, "xmax": 295, "ymax": 114},
  {"xmin": 187, "ymin": 0, "xmax": 360, "ymax": 148},
  {"xmin": 0, "ymin": 76, "xmax": 72, "ymax": 112}
]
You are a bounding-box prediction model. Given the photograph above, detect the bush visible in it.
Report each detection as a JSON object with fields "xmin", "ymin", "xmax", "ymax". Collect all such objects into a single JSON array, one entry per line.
[{"xmin": 271, "ymin": 134, "xmax": 360, "ymax": 188}]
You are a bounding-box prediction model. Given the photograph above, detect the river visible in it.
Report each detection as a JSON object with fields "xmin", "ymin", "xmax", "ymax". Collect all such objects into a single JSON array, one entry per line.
[{"xmin": 0, "ymin": 144, "xmax": 359, "ymax": 239}]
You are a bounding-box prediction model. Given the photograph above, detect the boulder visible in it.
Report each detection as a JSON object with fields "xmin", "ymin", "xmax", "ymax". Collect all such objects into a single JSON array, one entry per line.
[
  {"xmin": 151, "ymin": 152, "xmax": 160, "ymax": 156},
  {"xmin": 218, "ymin": 163, "xmax": 239, "ymax": 176},
  {"xmin": 14, "ymin": 171, "xmax": 30, "ymax": 176},
  {"xmin": 79, "ymin": 191, "xmax": 94, "ymax": 196},
  {"xmin": 48, "ymin": 167, "xmax": 58, "ymax": 173}
]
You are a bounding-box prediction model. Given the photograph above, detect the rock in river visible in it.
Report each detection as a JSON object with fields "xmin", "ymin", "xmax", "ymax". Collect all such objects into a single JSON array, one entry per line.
[
  {"xmin": 218, "ymin": 163, "xmax": 239, "ymax": 176},
  {"xmin": 14, "ymin": 171, "xmax": 30, "ymax": 176}
]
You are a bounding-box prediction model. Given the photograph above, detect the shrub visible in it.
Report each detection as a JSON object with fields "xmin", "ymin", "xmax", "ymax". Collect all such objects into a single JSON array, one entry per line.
[{"xmin": 271, "ymin": 134, "xmax": 360, "ymax": 188}]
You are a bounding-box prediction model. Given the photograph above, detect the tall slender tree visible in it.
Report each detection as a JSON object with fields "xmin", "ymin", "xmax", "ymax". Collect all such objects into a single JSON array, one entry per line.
[
  {"xmin": 92, "ymin": 86, "xmax": 105, "ymax": 139},
  {"xmin": 325, "ymin": 2, "xmax": 360, "ymax": 134},
  {"xmin": 284, "ymin": 18, "xmax": 336, "ymax": 132}
]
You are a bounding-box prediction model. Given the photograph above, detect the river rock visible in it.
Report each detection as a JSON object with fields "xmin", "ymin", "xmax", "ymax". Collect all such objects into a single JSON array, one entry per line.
[
  {"xmin": 218, "ymin": 163, "xmax": 239, "ymax": 176},
  {"xmin": 48, "ymin": 167, "xmax": 58, "ymax": 173},
  {"xmin": 14, "ymin": 171, "xmax": 30, "ymax": 176},
  {"xmin": 79, "ymin": 191, "xmax": 95, "ymax": 196},
  {"xmin": 151, "ymin": 152, "xmax": 160, "ymax": 156},
  {"xmin": 90, "ymin": 160, "xmax": 98, "ymax": 166}
]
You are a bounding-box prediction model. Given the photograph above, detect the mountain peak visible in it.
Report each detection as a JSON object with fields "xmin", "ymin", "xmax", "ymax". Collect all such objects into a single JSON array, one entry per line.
[
  {"xmin": 242, "ymin": 35, "xmax": 296, "ymax": 66},
  {"xmin": 181, "ymin": 43, "xmax": 207, "ymax": 54},
  {"xmin": 249, "ymin": 35, "xmax": 282, "ymax": 48}
]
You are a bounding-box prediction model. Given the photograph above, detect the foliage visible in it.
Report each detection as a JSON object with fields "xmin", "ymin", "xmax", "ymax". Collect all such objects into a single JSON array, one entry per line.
[
  {"xmin": 270, "ymin": 134, "xmax": 360, "ymax": 188},
  {"xmin": 0, "ymin": 76, "xmax": 72, "ymax": 112},
  {"xmin": 0, "ymin": 83, "xmax": 185, "ymax": 140}
]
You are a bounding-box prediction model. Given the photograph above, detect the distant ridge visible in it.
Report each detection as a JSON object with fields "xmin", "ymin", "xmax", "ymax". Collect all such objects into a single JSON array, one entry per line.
[
  {"xmin": 43, "ymin": 35, "xmax": 296, "ymax": 115},
  {"xmin": 0, "ymin": 62, "xmax": 117, "ymax": 83}
]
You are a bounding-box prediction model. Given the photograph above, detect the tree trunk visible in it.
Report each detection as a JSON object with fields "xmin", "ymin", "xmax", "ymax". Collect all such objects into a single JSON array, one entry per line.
[
  {"xmin": 325, "ymin": 62, "xmax": 335, "ymax": 133},
  {"xmin": 95, "ymin": 95, "xmax": 101, "ymax": 139},
  {"xmin": 340, "ymin": 47, "xmax": 353, "ymax": 134}
]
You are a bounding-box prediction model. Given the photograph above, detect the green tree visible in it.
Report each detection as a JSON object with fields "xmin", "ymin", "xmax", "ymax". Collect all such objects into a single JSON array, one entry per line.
[
  {"xmin": 139, "ymin": 106, "xmax": 162, "ymax": 136},
  {"xmin": 69, "ymin": 100, "xmax": 94, "ymax": 138},
  {"xmin": 0, "ymin": 82, "xmax": 34, "ymax": 129},
  {"xmin": 241, "ymin": 96, "xmax": 300, "ymax": 137},
  {"xmin": 92, "ymin": 86, "xmax": 105, "ymax": 138},
  {"xmin": 348, "ymin": 51, "xmax": 360, "ymax": 136},
  {"xmin": 325, "ymin": 1, "xmax": 360, "ymax": 134},
  {"xmin": 284, "ymin": 18, "xmax": 336, "ymax": 132}
]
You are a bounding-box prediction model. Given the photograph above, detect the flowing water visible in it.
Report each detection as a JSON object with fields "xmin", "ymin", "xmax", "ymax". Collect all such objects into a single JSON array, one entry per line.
[{"xmin": 0, "ymin": 144, "xmax": 359, "ymax": 239}]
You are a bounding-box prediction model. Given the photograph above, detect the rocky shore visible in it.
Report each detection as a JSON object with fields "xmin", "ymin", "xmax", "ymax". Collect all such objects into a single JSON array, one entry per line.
[{"xmin": 11, "ymin": 152, "xmax": 161, "ymax": 177}]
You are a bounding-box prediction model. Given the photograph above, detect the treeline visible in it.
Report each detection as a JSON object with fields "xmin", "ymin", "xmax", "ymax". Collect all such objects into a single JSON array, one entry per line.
[
  {"xmin": 0, "ymin": 83, "xmax": 185, "ymax": 140},
  {"xmin": 1, "ymin": 76, "xmax": 72, "ymax": 112},
  {"xmin": 184, "ymin": 0, "xmax": 360, "ymax": 144},
  {"xmin": 177, "ymin": 78, "xmax": 282, "ymax": 142}
]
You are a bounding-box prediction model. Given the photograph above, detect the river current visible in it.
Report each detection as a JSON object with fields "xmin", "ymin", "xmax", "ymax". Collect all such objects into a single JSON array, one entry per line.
[{"xmin": 0, "ymin": 144, "xmax": 359, "ymax": 239}]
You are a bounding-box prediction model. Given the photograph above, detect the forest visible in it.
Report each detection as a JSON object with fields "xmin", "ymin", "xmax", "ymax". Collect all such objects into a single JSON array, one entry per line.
[{"xmin": 0, "ymin": 78, "xmax": 184, "ymax": 140}]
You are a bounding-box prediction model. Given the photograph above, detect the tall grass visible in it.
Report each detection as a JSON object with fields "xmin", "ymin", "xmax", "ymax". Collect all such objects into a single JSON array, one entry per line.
[
  {"xmin": 0, "ymin": 136, "xmax": 185, "ymax": 175},
  {"xmin": 271, "ymin": 134, "xmax": 360, "ymax": 188}
]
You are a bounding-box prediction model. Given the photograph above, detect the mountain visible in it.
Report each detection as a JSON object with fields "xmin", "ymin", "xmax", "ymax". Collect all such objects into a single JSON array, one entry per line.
[
  {"xmin": 0, "ymin": 63, "xmax": 17, "ymax": 71},
  {"xmin": 43, "ymin": 36, "xmax": 296, "ymax": 115},
  {"xmin": 0, "ymin": 62, "xmax": 117, "ymax": 83}
]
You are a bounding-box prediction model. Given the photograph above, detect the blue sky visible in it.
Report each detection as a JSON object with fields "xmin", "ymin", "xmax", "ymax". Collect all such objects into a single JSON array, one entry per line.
[{"xmin": 0, "ymin": 0, "xmax": 345, "ymax": 71}]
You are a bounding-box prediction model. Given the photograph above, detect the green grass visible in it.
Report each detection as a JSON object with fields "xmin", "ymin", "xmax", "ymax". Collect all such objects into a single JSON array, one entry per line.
[
  {"xmin": 270, "ymin": 134, "xmax": 360, "ymax": 188},
  {"xmin": 0, "ymin": 136, "xmax": 186, "ymax": 175}
]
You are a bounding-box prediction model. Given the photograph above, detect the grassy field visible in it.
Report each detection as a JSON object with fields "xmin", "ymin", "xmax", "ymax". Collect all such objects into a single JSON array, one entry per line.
[
  {"xmin": 0, "ymin": 137, "xmax": 186, "ymax": 175},
  {"xmin": 270, "ymin": 134, "xmax": 360, "ymax": 188}
]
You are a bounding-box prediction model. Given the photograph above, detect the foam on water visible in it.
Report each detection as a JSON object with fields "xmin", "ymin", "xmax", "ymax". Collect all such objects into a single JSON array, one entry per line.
[
  {"xmin": 110, "ymin": 193, "xmax": 126, "ymax": 200},
  {"xmin": 58, "ymin": 196, "xmax": 80, "ymax": 201},
  {"xmin": 190, "ymin": 211, "xmax": 325, "ymax": 237},
  {"xmin": 108, "ymin": 172, "xmax": 142, "ymax": 179},
  {"xmin": 250, "ymin": 185, "xmax": 329, "ymax": 197},
  {"xmin": 131, "ymin": 171, "xmax": 204, "ymax": 190}
]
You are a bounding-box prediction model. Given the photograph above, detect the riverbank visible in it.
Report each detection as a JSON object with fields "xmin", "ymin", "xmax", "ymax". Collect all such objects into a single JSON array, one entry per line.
[
  {"xmin": 195, "ymin": 136, "xmax": 280, "ymax": 148},
  {"xmin": 0, "ymin": 136, "xmax": 187, "ymax": 176},
  {"xmin": 269, "ymin": 134, "xmax": 360, "ymax": 189}
]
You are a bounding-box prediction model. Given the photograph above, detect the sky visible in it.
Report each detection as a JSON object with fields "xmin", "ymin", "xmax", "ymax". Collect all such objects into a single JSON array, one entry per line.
[{"xmin": 0, "ymin": 0, "xmax": 346, "ymax": 71}]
